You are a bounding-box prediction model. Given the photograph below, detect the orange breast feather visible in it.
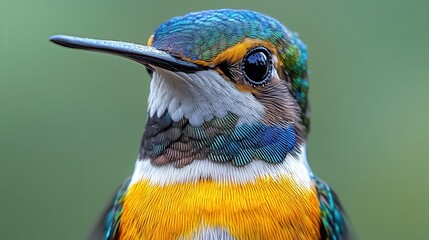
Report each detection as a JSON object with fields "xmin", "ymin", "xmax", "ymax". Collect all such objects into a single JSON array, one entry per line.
[{"xmin": 118, "ymin": 176, "xmax": 320, "ymax": 239}]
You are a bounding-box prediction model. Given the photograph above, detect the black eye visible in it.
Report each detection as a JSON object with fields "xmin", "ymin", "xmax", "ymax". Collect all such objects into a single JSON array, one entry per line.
[{"xmin": 242, "ymin": 47, "xmax": 272, "ymax": 86}]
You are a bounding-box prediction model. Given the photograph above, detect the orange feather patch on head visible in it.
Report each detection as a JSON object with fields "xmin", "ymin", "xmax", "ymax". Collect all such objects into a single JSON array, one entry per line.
[
  {"xmin": 147, "ymin": 35, "xmax": 154, "ymax": 47},
  {"xmin": 188, "ymin": 38, "xmax": 282, "ymax": 94},
  {"xmin": 182, "ymin": 38, "xmax": 279, "ymax": 67}
]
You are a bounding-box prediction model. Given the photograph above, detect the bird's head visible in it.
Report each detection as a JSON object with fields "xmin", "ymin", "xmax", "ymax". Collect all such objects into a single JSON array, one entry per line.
[{"xmin": 50, "ymin": 9, "xmax": 309, "ymax": 167}]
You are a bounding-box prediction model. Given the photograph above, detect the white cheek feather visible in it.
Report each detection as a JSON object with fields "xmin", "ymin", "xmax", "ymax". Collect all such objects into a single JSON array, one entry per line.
[
  {"xmin": 271, "ymin": 64, "xmax": 280, "ymax": 78},
  {"xmin": 131, "ymin": 145, "xmax": 312, "ymax": 189},
  {"xmin": 272, "ymin": 55, "xmax": 279, "ymax": 66},
  {"xmin": 148, "ymin": 68, "xmax": 264, "ymax": 126}
]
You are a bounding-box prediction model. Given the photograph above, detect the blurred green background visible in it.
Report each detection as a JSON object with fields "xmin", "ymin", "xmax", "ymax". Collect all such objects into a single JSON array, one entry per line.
[{"xmin": 1, "ymin": 0, "xmax": 428, "ymax": 239}]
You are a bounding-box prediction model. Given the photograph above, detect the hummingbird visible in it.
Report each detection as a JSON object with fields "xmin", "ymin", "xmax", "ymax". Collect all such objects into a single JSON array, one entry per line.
[{"xmin": 50, "ymin": 9, "xmax": 352, "ymax": 240}]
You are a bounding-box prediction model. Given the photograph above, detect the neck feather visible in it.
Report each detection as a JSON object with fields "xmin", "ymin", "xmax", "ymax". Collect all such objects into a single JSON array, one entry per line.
[
  {"xmin": 139, "ymin": 111, "xmax": 300, "ymax": 167},
  {"xmin": 132, "ymin": 144, "xmax": 312, "ymax": 187}
]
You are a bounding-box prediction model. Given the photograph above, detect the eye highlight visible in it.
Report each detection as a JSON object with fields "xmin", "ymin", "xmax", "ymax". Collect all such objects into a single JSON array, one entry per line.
[{"xmin": 241, "ymin": 47, "xmax": 273, "ymax": 86}]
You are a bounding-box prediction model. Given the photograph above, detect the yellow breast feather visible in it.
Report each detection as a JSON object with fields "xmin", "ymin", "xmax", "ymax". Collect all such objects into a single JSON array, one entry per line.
[{"xmin": 118, "ymin": 175, "xmax": 320, "ymax": 239}]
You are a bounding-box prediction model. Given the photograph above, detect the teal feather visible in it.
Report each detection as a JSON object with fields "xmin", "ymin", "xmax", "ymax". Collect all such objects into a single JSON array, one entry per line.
[
  {"xmin": 104, "ymin": 178, "xmax": 130, "ymax": 240},
  {"xmin": 140, "ymin": 112, "xmax": 297, "ymax": 166},
  {"xmin": 313, "ymin": 177, "xmax": 354, "ymax": 240}
]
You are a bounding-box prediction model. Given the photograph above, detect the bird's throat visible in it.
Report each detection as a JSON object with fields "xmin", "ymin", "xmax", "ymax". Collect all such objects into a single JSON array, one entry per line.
[{"xmin": 139, "ymin": 111, "xmax": 298, "ymax": 167}]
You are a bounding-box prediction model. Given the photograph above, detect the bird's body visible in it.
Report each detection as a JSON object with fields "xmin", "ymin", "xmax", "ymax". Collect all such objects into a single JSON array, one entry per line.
[
  {"xmin": 118, "ymin": 161, "xmax": 319, "ymax": 239},
  {"xmin": 50, "ymin": 9, "xmax": 352, "ymax": 240}
]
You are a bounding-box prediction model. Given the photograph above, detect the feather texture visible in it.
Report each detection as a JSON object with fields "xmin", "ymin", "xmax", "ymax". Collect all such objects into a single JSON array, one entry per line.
[{"xmin": 313, "ymin": 177, "xmax": 355, "ymax": 240}]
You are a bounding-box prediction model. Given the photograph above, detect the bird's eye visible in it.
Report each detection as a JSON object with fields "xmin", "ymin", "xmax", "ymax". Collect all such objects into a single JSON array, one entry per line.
[{"xmin": 241, "ymin": 47, "xmax": 272, "ymax": 86}]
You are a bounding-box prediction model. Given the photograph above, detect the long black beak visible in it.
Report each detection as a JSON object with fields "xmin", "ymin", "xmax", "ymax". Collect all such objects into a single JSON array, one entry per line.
[{"xmin": 49, "ymin": 35, "xmax": 201, "ymax": 72}]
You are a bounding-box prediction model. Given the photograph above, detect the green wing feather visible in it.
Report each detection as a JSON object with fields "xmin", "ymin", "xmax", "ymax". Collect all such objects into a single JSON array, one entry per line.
[
  {"xmin": 313, "ymin": 177, "xmax": 355, "ymax": 240},
  {"xmin": 86, "ymin": 178, "xmax": 131, "ymax": 240}
]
